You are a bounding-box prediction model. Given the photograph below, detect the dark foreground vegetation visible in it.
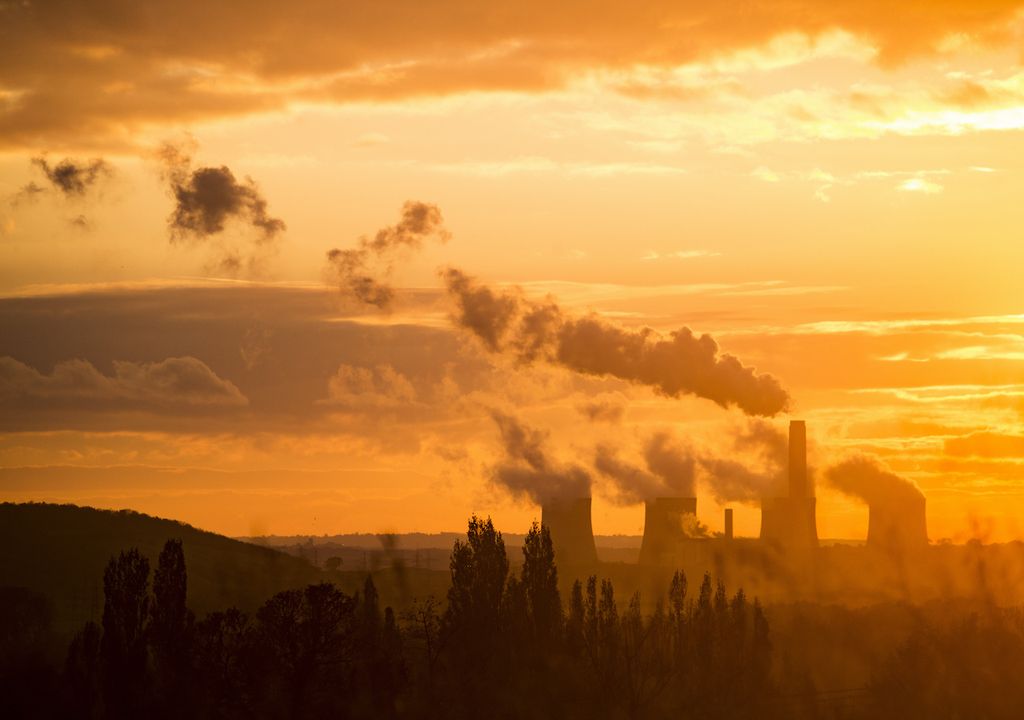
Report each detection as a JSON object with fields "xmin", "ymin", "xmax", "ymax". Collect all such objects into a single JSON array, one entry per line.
[{"xmin": 4, "ymin": 516, "xmax": 1024, "ymax": 719}]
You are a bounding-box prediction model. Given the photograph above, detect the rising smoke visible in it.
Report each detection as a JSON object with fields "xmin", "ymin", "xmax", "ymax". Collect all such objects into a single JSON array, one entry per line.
[
  {"xmin": 489, "ymin": 410, "xmax": 591, "ymax": 504},
  {"xmin": 326, "ymin": 201, "xmax": 450, "ymax": 309},
  {"xmin": 825, "ymin": 454, "xmax": 924, "ymax": 505},
  {"xmin": 442, "ymin": 268, "xmax": 789, "ymax": 416},
  {"xmin": 698, "ymin": 419, "xmax": 787, "ymax": 504},
  {"xmin": 594, "ymin": 431, "xmax": 696, "ymax": 504}
]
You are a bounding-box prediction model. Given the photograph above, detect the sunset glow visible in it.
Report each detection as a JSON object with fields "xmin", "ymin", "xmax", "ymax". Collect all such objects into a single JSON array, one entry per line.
[{"xmin": 2, "ymin": 0, "xmax": 1024, "ymax": 542}]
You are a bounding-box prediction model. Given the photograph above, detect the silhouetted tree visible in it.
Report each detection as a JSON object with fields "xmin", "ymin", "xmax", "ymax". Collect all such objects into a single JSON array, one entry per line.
[
  {"xmin": 521, "ymin": 521, "xmax": 561, "ymax": 644},
  {"xmin": 100, "ymin": 548, "xmax": 150, "ymax": 719},
  {"xmin": 64, "ymin": 621, "xmax": 102, "ymax": 720},
  {"xmin": 149, "ymin": 539, "xmax": 194, "ymax": 718},
  {"xmin": 253, "ymin": 582, "xmax": 357, "ymax": 718}
]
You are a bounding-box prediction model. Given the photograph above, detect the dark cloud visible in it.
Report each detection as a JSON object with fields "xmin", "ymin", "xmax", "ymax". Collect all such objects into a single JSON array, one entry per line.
[
  {"xmin": 825, "ymin": 454, "xmax": 924, "ymax": 506},
  {"xmin": 0, "ymin": 355, "xmax": 247, "ymax": 412},
  {"xmin": 443, "ymin": 267, "xmax": 789, "ymax": 416},
  {"xmin": 489, "ymin": 410, "xmax": 591, "ymax": 503},
  {"xmin": 326, "ymin": 201, "xmax": 449, "ymax": 310},
  {"xmin": 0, "ymin": 284, "xmax": 485, "ymax": 432},
  {"xmin": 160, "ymin": 141, "xmax": 285, "ymax": 243},
  {"xmin": 30, "ymin": 157, "xmax": 112, "ymax": 197},
  {"xmin": 1, "ymin": 1, "xmax": 1021, "ymax": 149}
]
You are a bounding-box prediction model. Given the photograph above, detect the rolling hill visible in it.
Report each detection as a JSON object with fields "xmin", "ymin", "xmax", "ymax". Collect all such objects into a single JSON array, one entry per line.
[{"xmin": 0, "ymin": 503, "xmax": 326, "ymax": 636}]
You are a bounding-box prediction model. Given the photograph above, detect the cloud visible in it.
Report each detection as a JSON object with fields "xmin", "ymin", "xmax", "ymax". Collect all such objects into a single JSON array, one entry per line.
[
  {"xmin": 3, "ymin": 1, "xmax": 1023, "ymax": 149},
  {"xmin": 160, "ymin": 142, "xmax": 284, "ymax": 243},
  {"xmin": 576, "ymin": 393, "xmax": 626, "ymax": 423},
  {"xmin": 157, "ymin": 140, "xmax": 285, "ymax": 275},
  {"xmin": 443, "ymin": 267, "xmax": 789, "ymax": 416},
  {"xmin": 944, "ymin": 431, "xmax": 1024, "ymax": 459},
  {"xmin": 489, "ymin": 410, "xmax": 591, "ymax": 504},
  {"xmin": 640, "ymin": 249, "xmax": 720, "ymax": 261},
  {"xmin": 0, "ymin": 355, "xmax": 247, "ymax": 412},
  {"xmin": 897, "ymin": 177, "xmax": 944, "ymax": 193},
  {"xmin": 30, "ymin": 157, "xmax": 112, "ymax": 197},
  {"xmin": 322, "ymin": 363, "xmax": 418, "ymax": 409},
  {"xmin": 326, "ymin": 201, "xmax": 449, "ymax": 310}
]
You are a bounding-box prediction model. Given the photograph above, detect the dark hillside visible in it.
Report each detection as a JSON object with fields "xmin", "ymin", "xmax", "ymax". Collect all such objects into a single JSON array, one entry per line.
[{"xmin": 0, "ymin": 503, "xmax": 324, "ymax": 636}]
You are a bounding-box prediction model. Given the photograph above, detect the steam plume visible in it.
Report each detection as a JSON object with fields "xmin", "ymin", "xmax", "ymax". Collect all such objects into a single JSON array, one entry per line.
[
  {"xmin": 825, "ymin": 454, "xmax": 924, "ymax": 505},
  {"xmin": 594, "ymin": 444, "xmax": 664, "ymax": 504},
  {"xmin": 327, "ymin": 201, "xmax": 449, "ymax": 309},
  {"xmin": 489, "ymin": 410, "xmax": 590, "ymax": 504},
  {"xmin": 594, "ymin": 432, "xmax": 697, "ymax": 504},
  {"xmin": 644, "ymin": 432, "xmax": 697, "ymax": 496},
  {"xmin": 31, "ymin": 157, "xmax": 112, "ymax": 197},
  {"xmin": 442, "ymin": 268, "xmax": 789, "ymax": 416},
  {"xmin": 698, "ymin": 419, "xmax": 787, "ymax": 504}
]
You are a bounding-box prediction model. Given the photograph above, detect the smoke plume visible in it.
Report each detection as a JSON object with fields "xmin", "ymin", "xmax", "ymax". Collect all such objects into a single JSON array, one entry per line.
[
  {"xmin": 594, "ymin": 432, "xmax": 697, "ymax": 504},
  {"xmin": 489, "ymin": 410, "xmax": 590, "ymax": 504},
  {"xmin": 327, "ymin": 201, "xmax": 449, "ymax": 309},
  {"xmin": 644, "ymin": 432, "xmax": 697, "ymax": 496},
  {"xmin": 698, "ymin": 419, "xmax": 787, "ymax": 504},
  {"xmin": 442, "ymin": 268, "xmax": 789, "ymax": 416},
  {"xmin": 159, "ymin": 141, "xmax": 285, "ymax": 243},
  {"xmin": 825, "ymin": 454, "xmax": 924, "ymax": 506},
  {"xmin": 31, "ymin": 157, "xmax": 112, "ymax": 197},
  {"xmin": 594, "ymin": 444, "xmax": 664, "ymax": 504}
]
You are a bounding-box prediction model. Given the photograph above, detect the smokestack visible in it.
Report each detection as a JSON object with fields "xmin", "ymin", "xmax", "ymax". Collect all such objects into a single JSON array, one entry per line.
[
  {"xmin": 760, "ymin": 419, "xmax": 818, "ymax": 552},
  {"xmin": 724, "ymin": 508, "xmax": 734, "ymax": 540},
  {"xmin": 541, "ymin": 497, "xmax": 598, "ymax": 566},
  {"xmin": 868, "ymin": 495, "xmax": 928, "ymax": 553},
  {"xmin": 639, "ymin": 497, "xmax": 698, "ymax": 565},
  {"xmin": 788, "ymin": 420, "xmax": 808, "ymax": 498}
]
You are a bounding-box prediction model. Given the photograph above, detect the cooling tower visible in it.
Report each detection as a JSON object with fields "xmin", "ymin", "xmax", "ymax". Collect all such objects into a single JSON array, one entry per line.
[
  {"xmin": 760, "ymin": 420, "xmax": 818, "ymax": 551},
  {"xmin": 639, "ymin": 497, "xmax": 698, "ymax": 565},
  {"xmin": 867, "ymin": 495, "xmax": 928, "ymax": 553},
  {"xmin": 541, "ymin": 497, "xmax": 598, "ymax": 566}
]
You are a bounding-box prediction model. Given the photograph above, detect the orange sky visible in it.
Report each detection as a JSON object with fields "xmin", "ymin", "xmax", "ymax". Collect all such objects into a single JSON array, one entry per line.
[{"xmin": 1, "ymin": 1, "xmax": 1023, "ymax": 540}]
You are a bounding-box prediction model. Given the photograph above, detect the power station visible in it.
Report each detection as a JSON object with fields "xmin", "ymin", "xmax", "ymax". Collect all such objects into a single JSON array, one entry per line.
[{"xmin": 539, "ymin": 420, "xmax": 925, "ymax": 569}]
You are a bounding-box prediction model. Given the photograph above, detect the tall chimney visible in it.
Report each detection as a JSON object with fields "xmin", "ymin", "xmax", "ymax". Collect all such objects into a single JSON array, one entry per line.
[
  {"xmin": 788, "ymin": 420, "xmax": 808, "ymax": 498},
  {"xmin": 724, "ymin": 508, "xmax": 734, "ymax": 540},
  {"xmin": 541, "ymin": 497, "xmax": 598, "ymax": 567}
]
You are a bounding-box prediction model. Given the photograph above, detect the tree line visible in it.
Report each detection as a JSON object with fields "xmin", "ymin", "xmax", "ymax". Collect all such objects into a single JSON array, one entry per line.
[{"xmin": 8, "ymin": 515, "xmax": 1024, "ymax": 719}]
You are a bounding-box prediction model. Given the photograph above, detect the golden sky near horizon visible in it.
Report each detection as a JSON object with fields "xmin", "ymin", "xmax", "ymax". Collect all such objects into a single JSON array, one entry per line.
[{"xmin": 2, "ymin": 0, "xmax": 1024, "ymax": 541}]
